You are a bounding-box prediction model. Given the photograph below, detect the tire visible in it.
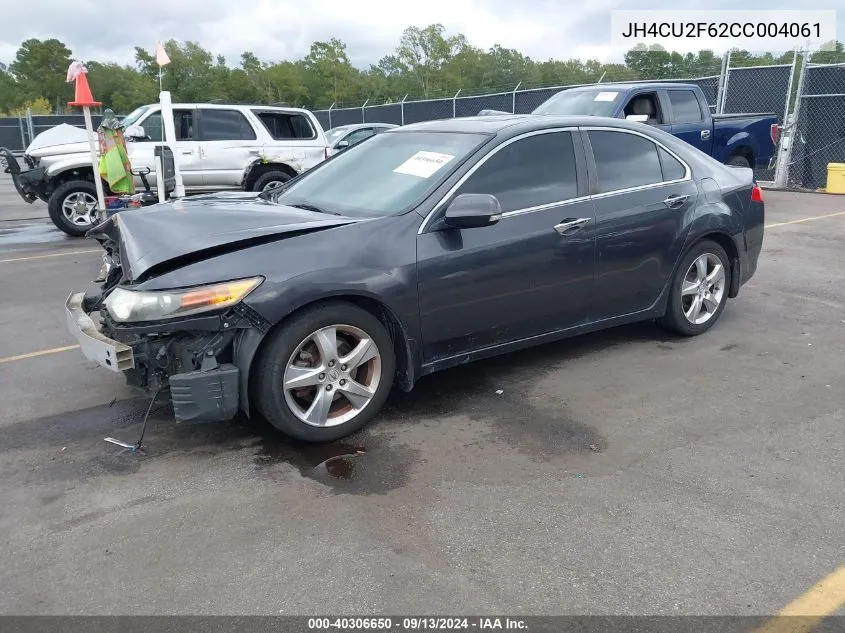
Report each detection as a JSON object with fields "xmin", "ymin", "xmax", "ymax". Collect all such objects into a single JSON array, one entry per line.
[
  {"xmin": 252, "ymin": 170, "xmax": 292, "ymax": 193},
  {"xmin": 727, "ymin": 155, "xmax": 751, "ymax": 169},
  {"xmin": 253, "ymin": 301, "xmax": 396, "ymax": 442},
  {"xmin": 660, "ymin": 240, "xmax": 731, "ymax": 337},
  {"xmin": 48, "ymin": 180, "xmax": 99, "ymax": 237}
]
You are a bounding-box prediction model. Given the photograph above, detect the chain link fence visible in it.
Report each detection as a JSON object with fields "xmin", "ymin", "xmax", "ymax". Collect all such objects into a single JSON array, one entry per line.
[
  {"xmin": 785, "ymin": 61, "xmax": 845, "ymax": 191},
  {"xmin": 5, "ymin": 53, "xmax": 836, "ymax": 191}
]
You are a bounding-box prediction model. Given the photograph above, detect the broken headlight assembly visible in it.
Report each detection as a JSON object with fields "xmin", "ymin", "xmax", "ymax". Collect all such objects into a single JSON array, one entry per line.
[{"xmin": 104, "ymin": 277, "xmax": 264, "ymax": 323}]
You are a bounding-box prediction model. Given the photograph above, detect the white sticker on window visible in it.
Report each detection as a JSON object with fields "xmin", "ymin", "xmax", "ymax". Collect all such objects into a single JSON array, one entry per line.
[
  {"xmin": 393, "ymin": 151, "xmax": 455, "ymax": 178},
  {"xmin": 594, "ymin": 91, "xmax": 619, "ymax": 102}
]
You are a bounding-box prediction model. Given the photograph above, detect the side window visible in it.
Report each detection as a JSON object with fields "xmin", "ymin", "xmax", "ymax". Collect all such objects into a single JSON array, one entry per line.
[
  {"xmin": 135, "ymin": 110, "xmax": 193, "ymax": 142},
  {"xmin": 658, "ymin": 146, "xmax": 686, "ymax": 181},
  {"xmin": 200, "ymin": 109, "xmax": 257, "ymax": 141},
  {"xmin": 455, "ymin": 131, "xmax": 578, "ymax": 213},
  {"xmin": 253, "ymin": 111, "xmax": 316, "ymax": 140},
  {"xmin": 138, "ymin": 112, "xmax": 163, "ymax": 142},
  {"xmin": 668, "ymin": 90, "xmax": 703, "ymax": 123},
  {"xmin": 622, "ymin": 92, "xmax": 665, "ymax": 125},
  {"xmin": 587, "ymin": 130, "xmax": 663, "ymax": 192}
]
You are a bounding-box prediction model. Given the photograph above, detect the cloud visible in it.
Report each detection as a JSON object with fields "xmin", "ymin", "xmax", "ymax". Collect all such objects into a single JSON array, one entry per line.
[{"xmin": 1, "ymin": 0, "xmax": 842, "ymax": 69}]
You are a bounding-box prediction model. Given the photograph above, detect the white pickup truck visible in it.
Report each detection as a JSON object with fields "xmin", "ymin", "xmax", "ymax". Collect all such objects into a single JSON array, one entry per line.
[{"xmin": 5, "ymin": 102, "xmax": 331, "ymax": 236}]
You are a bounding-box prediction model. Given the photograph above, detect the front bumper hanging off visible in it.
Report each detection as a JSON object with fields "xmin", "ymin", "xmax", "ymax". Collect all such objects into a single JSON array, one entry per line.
[{"xmin": 65, "ymin": 291, "xmax": 242, "ymax": 423}]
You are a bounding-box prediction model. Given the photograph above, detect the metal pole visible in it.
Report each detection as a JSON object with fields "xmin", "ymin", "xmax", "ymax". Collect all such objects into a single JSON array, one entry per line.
[
  {"xmin": 597, "ymin": 71, "xmax": 607, "ymax": 84},
  {"xmin": 401, "ymin": 94, "xmax": 408, "ymax": 126},
  {"xmin": 26, "ymin": 107, "xmax": 34, "ymax": 141},
  {"xmin": 160, "ymin": 90, "xmax": 185, "ymax": 198},
  {"xmin": 718, "ymin": 50, "xmax": 732, "ymax": 114},
  {"xmin": 452, "ymin": 89, "xmax": 461, "ymax": 118},
  {"xmin": 18, "ymin": 113, "xmax": 26, "ymax": 150},
  {"xmin": 328, "ymin": 102, "xmax": 335, "ymax": 129},
  {"xmin": 361, "ymin": 99, "xmax": 369, "ymax": 123},
  {"xmin": 81, "ymin": 106, "xmax": 106, "ymax": 220},
  {"xmin": 775, "ymin": 48, "xmax": 810, "ymax": 189},
  {"xmin": 772, "ymin": 47, "xmax": 800, "ymax": 187},
  {"xmin": 512, "ymin": 82, "xmax": 522, "ymax": 114}
]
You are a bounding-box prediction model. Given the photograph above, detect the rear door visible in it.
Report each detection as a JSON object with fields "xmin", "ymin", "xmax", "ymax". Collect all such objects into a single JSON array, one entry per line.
[
  {"xmin": 583, "ymin": 127, "xmax": 698, "ymax": 320},
  {"xmin": 667, "ymin": 88, "xmax": 713, "ymax": 154},
  {"xmin": 252, "ymin": 110, "xmax": 325, "ymax": 171},
  {"xmin": 195, "ymin": 108, "xmax": 262, "ymax": 187}
]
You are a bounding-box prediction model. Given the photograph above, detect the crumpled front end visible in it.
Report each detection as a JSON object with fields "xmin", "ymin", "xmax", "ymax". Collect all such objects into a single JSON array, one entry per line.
[{"xmin": 66, "ymin": 226, "xmax": 270, "ymax": 424}]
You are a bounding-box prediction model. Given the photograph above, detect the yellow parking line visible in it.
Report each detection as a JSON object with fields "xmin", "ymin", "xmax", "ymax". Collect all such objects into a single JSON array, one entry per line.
[
  {"xmin": 766, "ymin": 210, "xmax": 845, "ymax": 228},
  {"xmin": 0, "ymin": 249, "xmax": 100, "ymax": 264},
  {"xmin": 0, "ymin": 344, "xmax": 80, "ymax": 364},
  {"xmin": 753, "ymin": 565, "xmax": 845, "ymax": 633}
]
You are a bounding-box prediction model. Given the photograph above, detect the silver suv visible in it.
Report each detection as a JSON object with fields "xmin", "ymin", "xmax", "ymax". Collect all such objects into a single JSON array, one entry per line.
[{"xmin": 8, "ymin": 103, "xmax": 330, "ymax": 236}]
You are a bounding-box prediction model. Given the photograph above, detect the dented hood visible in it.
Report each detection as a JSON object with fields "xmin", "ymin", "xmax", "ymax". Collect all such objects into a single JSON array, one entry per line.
[{"xmin": 88, "ymin": 192, "xmax": 360, "ymax": 282}]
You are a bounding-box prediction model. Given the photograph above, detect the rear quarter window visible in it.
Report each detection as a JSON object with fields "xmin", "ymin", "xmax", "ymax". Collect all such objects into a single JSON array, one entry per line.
[{"xmin": 254, "ymin": 111, "xmax": 317, "ymax": 140}]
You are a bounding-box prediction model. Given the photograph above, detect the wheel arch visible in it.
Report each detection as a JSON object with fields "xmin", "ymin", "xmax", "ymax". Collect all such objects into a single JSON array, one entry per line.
[
  {"xmin": 235, "ymin": 293, "xmax": 418, "ymax": 418},
  {"xmin": 682, "ymin": 230, "xmax": 742, "ymax": 299},
  {"xmin": 242, "ymin": 160, "xmax": 299, "ymax": 191}
]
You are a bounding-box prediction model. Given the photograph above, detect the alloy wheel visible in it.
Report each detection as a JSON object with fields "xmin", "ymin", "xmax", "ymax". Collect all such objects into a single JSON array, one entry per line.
[
  {"xmin": 681, "ymin": 253, "xmax": 726, "ymax": 325},
  {"xmin": 61, "ymin": 192, "xmax": 98, "ymax": 227},
  {"xmin": 283, "ymin": 324, "xmax": 382, "ymax": 427}
]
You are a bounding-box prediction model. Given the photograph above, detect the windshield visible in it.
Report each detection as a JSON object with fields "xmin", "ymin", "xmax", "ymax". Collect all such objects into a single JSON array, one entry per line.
[
  {"xmin": 326, "ymin": 127, "xmax": 351, "ymax": 142},
  {"xmin": 120, "ymin": 105, "xmax": 152, "ymax": 129},
  {"xmin": 273, "ymin": 131, "xmax": 489, "ymax": 218},
  {"xmin": 533, "ymin": 89, "xmax": 622, "ymax": 116}
]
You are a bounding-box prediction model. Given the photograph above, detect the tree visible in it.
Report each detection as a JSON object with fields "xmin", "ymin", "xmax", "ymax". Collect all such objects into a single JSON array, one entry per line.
[
  {"xmin": 389, "ymin": 24, "xmax": 464, "ymax": 98},
  {"xmin": 810, "ymin": 40, "xmax": 845, "ymax": 64},
  {"xmin": 9, "ymin": 38, "xmax": 73, "ymax": 108},
  {"xmin": 302, "ymin": 39, "xmax": 358, "ymax": 106}
]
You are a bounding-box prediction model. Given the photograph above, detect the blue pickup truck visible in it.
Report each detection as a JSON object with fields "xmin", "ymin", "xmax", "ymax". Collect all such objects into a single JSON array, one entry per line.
[{"xmin": 482, "ymin": 82, "xmax": 779, "ymax": 170}]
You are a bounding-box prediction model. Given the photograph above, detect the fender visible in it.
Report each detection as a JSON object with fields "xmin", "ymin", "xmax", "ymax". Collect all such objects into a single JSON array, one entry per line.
[
  {"xmin": 241, "ymin": 154, "xmax": 303, "ymax": 189},
  {"xmin": 724, "ymin": 130, "xmax": 758, "ymax": 160},
  {"xmin": 234, "ymin": 268, "xmax": 423, "ymax": 416},
  {"xmin": 45, "ymin": 154, "xmax": 94, "ymax": 179}
]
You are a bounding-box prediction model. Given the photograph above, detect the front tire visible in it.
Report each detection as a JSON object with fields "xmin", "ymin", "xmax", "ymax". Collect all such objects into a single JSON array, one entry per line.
[
  {"xmin": 660, "ymin": 240, "xmax": 731, "ymax": 337},
  {"xmin": 727, "ymin": 155, "xmax": 751, "ymax": 169},
  {"xmin": 48, "ymin": 180, "xmax": 99, "ymax": 237},
  {"xmin": 253, "ymin": 301, "xmax": 396, "ymax": 442}
]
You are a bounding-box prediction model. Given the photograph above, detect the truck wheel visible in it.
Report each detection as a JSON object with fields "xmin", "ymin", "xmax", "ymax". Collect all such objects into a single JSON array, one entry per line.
[
  {"xmin": 727, "ymin": 155, "xmax": 751, "ymax": 169},
  {"xmin": 252, "ymin": 171, "xmax": 292, "ymax": 193},
  {"xmin": 48, "ymin": 180, "xmax": 99, "ymax": 237}
]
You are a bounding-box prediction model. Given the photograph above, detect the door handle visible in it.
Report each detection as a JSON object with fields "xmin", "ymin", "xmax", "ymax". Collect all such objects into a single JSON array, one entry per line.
[
  {"xmin": 181, "ymin": 150, "xmax": 193, "ymax": 155},
  {"xmin": 663, "ymin": 194, "xmax": 689, "ymax": 208},
  {"xmin": 554, "ymin": 217, "xmax": 591, "ymax": 235}
]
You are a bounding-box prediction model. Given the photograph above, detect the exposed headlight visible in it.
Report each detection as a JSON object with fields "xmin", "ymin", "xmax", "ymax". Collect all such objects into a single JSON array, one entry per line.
[{"xmin": 104, "ymin": 277, "xmax": 263, "ymax": 323}]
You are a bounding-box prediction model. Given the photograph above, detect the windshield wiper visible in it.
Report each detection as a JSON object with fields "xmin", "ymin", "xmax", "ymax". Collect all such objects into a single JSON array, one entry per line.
[{"xmin": 288, "ymin": 203, "xmax": 342, "ymax": 216}]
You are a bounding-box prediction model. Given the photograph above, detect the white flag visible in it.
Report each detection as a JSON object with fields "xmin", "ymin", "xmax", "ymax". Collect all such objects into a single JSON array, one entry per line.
[{"xmin": 155, "ymin": 41, "xmax": 171, "ymax": 66}]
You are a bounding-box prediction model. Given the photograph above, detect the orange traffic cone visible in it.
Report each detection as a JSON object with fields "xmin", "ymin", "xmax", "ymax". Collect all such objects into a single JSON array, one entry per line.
[{"xmin": 67, "ymin": 61, "xmax": 102, "ymax": 108}]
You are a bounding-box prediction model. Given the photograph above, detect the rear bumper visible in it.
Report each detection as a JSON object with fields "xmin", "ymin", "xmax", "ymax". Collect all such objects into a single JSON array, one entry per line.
[{"xmin": 65, "ymin": 289, "xmax": 242, "ymax": 423}]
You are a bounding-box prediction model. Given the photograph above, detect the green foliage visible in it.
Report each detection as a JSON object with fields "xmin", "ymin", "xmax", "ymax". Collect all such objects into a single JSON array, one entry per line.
[{"xmin": 0, "ymin": 34, "xmax": 842, "ymax": 114}]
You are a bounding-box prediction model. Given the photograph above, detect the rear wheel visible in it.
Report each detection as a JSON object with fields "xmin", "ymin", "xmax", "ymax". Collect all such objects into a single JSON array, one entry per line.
[
  {"xmin": 254, "ymin": 301, "xmax": 396, "ymax": 442},
  {"xmin": 660, "ymin": 240, "xmax": 731, "ymax": 336},
  {"xmin": 727, "ymin": 155, "xmax": 751, "ymax": 169},
  {"xmin": 252, "ymin": 170, "xmax": 292, "ymax": 193},
  {"xmin": 48, "ymin": 180, "xmax": 99, "ymax": 237}
]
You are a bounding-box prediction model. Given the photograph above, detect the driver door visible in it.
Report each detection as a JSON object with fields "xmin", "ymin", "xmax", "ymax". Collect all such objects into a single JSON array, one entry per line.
[{"xmin": 128, "ymin": 108, "xmax": 202, "ymax": 189}]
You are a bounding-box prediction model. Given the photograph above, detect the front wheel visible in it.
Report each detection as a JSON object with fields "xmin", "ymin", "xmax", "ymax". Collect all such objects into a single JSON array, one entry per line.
[
  {"xmin": 252, "ymin": 170, "xmax": 292, "ymax": 193},
  {"xmin": 727, "ymin": 155, "xmax": 751, "ymax": 169},
  {"xmin": 253, "ymin": 301, "xmax": 396, "ymax": 442},
  {"xmin": 48, "ymin": 180, "xmax": 99, "ymax": 237},
  {"xmin": 660, "ymin": 240, "xmax": 731, "ymax": 336}
]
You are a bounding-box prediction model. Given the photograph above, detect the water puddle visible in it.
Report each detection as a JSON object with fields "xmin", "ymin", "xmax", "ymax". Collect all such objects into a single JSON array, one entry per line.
[{"xmin": 0, "ymin": 222, "xmax": 69, "ymax": 246}]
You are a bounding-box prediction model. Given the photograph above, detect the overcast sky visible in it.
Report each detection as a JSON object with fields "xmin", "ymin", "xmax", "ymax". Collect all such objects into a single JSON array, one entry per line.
[{"xmin": 1, "ymin": 0, "xmax": 842, "ymax": 69}]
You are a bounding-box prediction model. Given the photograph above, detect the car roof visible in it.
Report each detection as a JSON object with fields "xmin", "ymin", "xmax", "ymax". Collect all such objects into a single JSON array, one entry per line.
[
  {"xmin": 563, "ymin": 82, "xmax": 698, "ymax": 92},
  {"xmin": 395, "ymin": 114, "xmax": 651, "ymax": 136},
  {"xmin": 330, "ymin": 123, "xmax": 398, "ymax": 131}
]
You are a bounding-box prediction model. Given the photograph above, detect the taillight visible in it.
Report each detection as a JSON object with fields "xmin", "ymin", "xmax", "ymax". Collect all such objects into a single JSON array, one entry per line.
[
  {"xmin": 770, "ymin": 123, "xmax": 779, "ymax": 145},
  {"xmin": 751, "ymin": 184, "xmax": 763, "ymax": 202}
]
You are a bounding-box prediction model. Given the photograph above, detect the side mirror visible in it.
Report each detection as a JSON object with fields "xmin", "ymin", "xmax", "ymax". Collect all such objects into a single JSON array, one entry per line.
[
  {"xmin": 625, "ymin": 114, "xmax": 649, "ymax": 123},
  {"xmin": 443, "ymin": 193, "xmax": 502, "ymax": 229},
  {"xmin": 124, "ymin": 124, "xmax": 146, "ymax": 140},
  {"xmin": 336, "ymin": 139, "xmax": 350, "ymax": 149}
]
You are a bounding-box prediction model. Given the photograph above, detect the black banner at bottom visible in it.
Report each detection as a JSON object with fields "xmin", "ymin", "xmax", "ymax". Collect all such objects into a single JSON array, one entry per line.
[{"xmin": 0, "ymin": 616, "xmax": 842, "ymax": 633}]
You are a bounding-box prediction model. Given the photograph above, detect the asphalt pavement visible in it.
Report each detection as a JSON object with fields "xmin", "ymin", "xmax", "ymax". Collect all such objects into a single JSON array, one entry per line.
[{"xmin": 0, "ymin": 180, "xmax": 843, "ymax": 616}]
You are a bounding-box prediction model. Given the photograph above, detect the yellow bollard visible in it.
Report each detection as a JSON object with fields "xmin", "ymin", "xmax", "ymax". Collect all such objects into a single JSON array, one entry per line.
[{"xmin": 825, "ymin": 163, "xmax": 845, "ymax": 194}]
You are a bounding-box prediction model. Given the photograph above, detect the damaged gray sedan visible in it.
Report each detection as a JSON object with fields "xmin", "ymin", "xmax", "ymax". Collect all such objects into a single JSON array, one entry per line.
[{"xmin": 66, "ymin": 115, "xmax": 764, "ymax": 442}]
